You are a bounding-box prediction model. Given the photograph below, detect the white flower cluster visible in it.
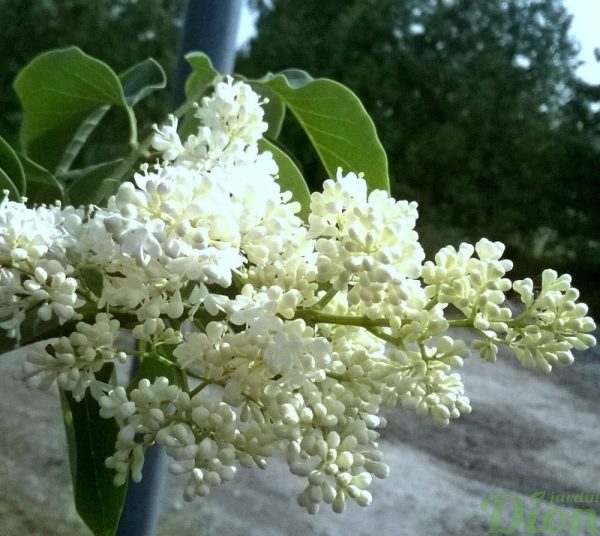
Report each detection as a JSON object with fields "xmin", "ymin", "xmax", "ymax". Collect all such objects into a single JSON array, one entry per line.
[
  {"xmin": 2, "ymin": 77, "xmax": 596, "ymax": 514},
  {"xmin": 422, "ymin": 243, "xmax": 596, "ymax": 373},
  {"xmin": 22, "ymin": 313, "xmax": 125, "ymax": 401},
  {"xmin": 0, "ymin": 198, "xmax": 84, "ymax": 338},
  {"xmin": 99, "ymin": 377, "xmax": 238, "ymax": 496}
]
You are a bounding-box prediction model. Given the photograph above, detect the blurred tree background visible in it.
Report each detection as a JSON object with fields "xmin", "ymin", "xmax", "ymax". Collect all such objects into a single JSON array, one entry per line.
[
  {"xmin": 238, "ymin": 0, "xmax": 600, "ymax": 313},
  {"xmin": 0, "ymin": 0, "xmax": 597, "ymax": 312}
]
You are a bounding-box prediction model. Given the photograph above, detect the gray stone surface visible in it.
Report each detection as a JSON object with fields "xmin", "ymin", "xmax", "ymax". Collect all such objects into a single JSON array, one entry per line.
[{"xmin": 1, "ymin": 337, "xmax": 599, "ymax": 535}]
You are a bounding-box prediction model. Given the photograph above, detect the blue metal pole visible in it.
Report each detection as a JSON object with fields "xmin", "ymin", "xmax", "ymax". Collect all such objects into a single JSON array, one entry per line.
[
  {"xmin": 116, "ymin": 2, "xmax": 241, "ymax": 534},
  {"xmin": 116, "ymin": 443, "xmax": 168, "ymax": 536},
  {"xmin": 174, "ymin": 0, "xmax": 242, "ymax": 105}
]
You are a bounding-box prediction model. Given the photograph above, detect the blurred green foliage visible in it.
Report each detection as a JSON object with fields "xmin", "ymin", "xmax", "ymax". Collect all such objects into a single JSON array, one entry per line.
[
  {"xmin": 0, "ymin": 0, "xmax": 184, "ymax": 146},
  {"xmin": 239, "ymin": 0, "xmax": 600, "ymax": 313}
]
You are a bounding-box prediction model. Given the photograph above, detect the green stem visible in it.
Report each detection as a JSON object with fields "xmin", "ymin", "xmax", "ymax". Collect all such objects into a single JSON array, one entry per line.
[
  {"xmin": 126, "ymin": 106, "xmax": 139, "ymax": 151},
  {"xmin": 314, "ymin": 286, "xmax": 338, "ymax": 310},
  {"xmin": 366, "ymin": 327, "xmax": 399, "ymax": 345},
  {"xmin": 154, "ymin": 354, "xmax": 180, "ymax": 369},
  {"xmin": 424, "ymin": 297, "xmax": 438, "ymax": 311},
  {"xmin": 296, "ymin": 310, "xmax": 389, "ymax": 328},
  {"xmin": 189, "ymin": 380, "xmax": 210, "ymax": 398},
  {"xmin": 448, "ymin": 318, "xmax": 474, "ymax": 328}
]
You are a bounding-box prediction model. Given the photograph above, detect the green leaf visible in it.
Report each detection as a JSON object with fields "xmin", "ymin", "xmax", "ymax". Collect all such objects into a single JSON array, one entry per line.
[
  {"xmin": 253, "ymin": 86, "xmax": 286, "ymax": 139},
  {"xmin": 97, "ymin": 178, "xmax": 120, "ymax": 201},
  {"xmin": 120, "ymin": 58, "xmax": 167, "ymax": 106},
  {"xmin": 60, "ymin": 382, "xmax": 127, "ymax": 536},
  {"xmin": 185, "ymin": 52, "xmax": 220, "ymax": 100},
  {"xmin": 128, "ymin": 342, "xmax": 183, "ymax": 392},
  {"xmin": 14, "ymin": 47, "xmax": 129, "ymax": 172},
  {"xmin": 256, "ymin": 70, "xmax": 390, "ymax": 192},
  {"xmin": 77, "ymin": 266, "xmax": 104, "ymax": 298},
  {"xmin": 49, "ymin": 59, "xmax": 164, "ymax": 178},
  {"xmin": 67, "ymin": 159, "xmax": 123, "ymax": 206},
  {"xmin": 17, "ymin": 154, "xmax": 63, "ymax": 205},
  {"xmin": 259, "ymin": 138, "xmax": 311, "ymax": 221},
  {"xmin": 0, "ymin": 134, "xmax": 25, "ymax": 195}
]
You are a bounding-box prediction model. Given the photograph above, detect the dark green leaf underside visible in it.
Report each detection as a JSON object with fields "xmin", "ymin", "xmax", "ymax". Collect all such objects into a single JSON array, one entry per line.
[{"xmin": 61, "ymin": 383, "xmax": 127, "ymax": 536}]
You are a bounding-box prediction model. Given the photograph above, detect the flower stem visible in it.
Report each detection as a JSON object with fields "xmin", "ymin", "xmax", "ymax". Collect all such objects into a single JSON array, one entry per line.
[
  {"xmin": 189, "ymin": 380, "xmax": 210, "ymax": 398},
  {"xmin": 296, "ymin": 310, "xmax": 389, "ymax": 328}
]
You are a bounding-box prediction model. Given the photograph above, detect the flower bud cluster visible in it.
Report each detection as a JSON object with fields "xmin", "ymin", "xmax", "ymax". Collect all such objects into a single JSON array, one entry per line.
[
  {"xmin": 422, "ymin": 239, "xmax": 513, "ymax": 322},
  {"xmin": 310, "ymin": 170, "xmax": 424, "ymax": 313},
  {"xmin": 0, "ymin": 196, "xmax": 84, "ymax": 338},
  {"xmin": 389, "ymin": 337, "xmax": 472, "ymax": 426},
  {"xmin": 422, "ymin": 242, "xmax": 596, "ymax": 371},
  {"xmin": 22, "ymin": 313, "xmax": 124, "ymax": 400},
  {"xmin": 292, "ymin": 424, "xmax": 385, "ymax": 514},
  {"xmin": 100, "ymin": 377, "xmax": 238, "ymax": 497},
  {"xmin": 504, "ymin": 270, "xmax": 596, "ymax": 372},
  {"xmin": 100, "ymin": 377, "xmax": 189, "ymax": 485}
]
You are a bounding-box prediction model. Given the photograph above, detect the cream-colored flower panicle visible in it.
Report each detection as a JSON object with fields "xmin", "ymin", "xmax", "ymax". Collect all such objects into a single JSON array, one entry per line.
[
  {"xmin": 22, "ymin": 313, "xmax": 125, "ymax": 401},
  {"xmin": 2, "ymin": 77, "xmax": 595, "ymax": 514}
]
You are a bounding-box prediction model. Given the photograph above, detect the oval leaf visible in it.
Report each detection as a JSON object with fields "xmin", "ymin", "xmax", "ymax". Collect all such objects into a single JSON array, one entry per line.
[
  {"xmin": 259, "ymin": 138, "xmax": 311, "ymax": 221},
  {"xmin": 14, "ymin": 47, "xmax": 128, "ymax": 172},
  {"xmin": 0, "ymin": 134, "xmax": 25, "ymax": 195},
  {"xmin": 51, "ymin": 58, "xmax": 163, "ymax": 178},
  {"xmin": 257, "ymin": 71, "xmax": 389, "ymax": 192}
]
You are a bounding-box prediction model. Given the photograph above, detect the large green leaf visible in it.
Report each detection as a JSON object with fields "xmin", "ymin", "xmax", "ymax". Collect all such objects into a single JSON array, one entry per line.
[
  {"xmin": 256, "ymin": 70, "xmax": 390, "ymax": 192},
  {"xmin": 120, "ymin": 58, "xmax": 167, "ymax": 106},
  {"xmin": 61, "ymin": 382, "xmax": 127, "ymax": 536},
  {"xmin": 0, "ymin": 135, "xmax": 25, "ymax": 195},
  {"xmin": 17, "ymin": 154, "xmax": 63, "ymax": 205},
  {"xmin": 259, "ymin": 138, "xmax": 311, "ymax": 221},
  {"xmin": 53, "ymin": 58, "xmax": 164, "ymax": 178},
  {"xmin": 14, "ymin": 47, "xmax": 129, "ymax": 172}
]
